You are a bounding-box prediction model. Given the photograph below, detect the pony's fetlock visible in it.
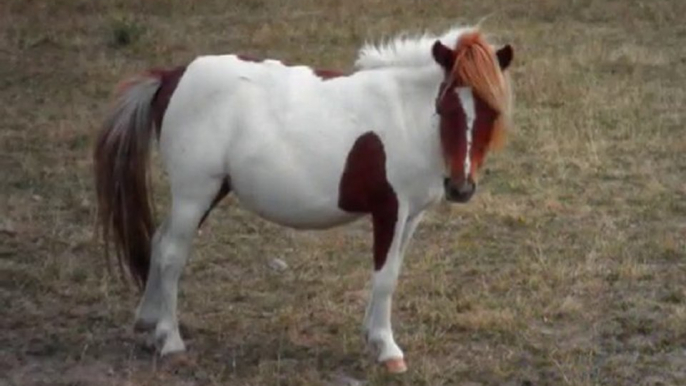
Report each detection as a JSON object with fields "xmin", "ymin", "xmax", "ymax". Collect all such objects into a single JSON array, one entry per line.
[
  {"xmin": 133, "ymin": 317, "xmax": 156, "ymax": 333},
  {"xmin": 134, "ymin": 298, "xmax": 161, "ymax": 332},
  {"xmin": 365, "ymin": 329, "xmax": 403, "ymax": 362},
  {"xmin": 155, "ymin": 323, "xmax": 186, "ymax": 356}
]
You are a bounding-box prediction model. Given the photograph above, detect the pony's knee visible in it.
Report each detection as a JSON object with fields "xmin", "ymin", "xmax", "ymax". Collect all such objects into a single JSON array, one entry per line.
[
  {"xmin": 373, "ymin": 279, "xmax": 396, "ymax": 296},
  {"xmin": 373, "ymin": 264, "xmax": 401, "ymax": 294}
]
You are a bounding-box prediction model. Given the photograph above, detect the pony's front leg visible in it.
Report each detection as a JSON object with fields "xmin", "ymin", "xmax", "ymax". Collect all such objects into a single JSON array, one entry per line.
[{"xmin": 364, "ymin": 203, "xmax": 410, "ymax": 373}]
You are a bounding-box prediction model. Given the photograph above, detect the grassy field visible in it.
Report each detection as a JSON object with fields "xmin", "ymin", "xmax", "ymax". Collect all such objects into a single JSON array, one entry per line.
[{"xmin": 2, "ymin": 0, "xmax": 685, "ymax": 385}]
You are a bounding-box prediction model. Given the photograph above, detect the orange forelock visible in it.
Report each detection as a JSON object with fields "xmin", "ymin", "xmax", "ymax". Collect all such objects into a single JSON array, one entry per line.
[{"xmin": 451, "ymin": 30, "xmax": 512, "ymax": 152}]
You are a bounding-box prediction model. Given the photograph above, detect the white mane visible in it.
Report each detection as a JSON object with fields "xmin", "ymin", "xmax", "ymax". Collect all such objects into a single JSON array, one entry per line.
[{"xmin": 354, "ymin": 26, "xmax": 475, "ymax": 70}]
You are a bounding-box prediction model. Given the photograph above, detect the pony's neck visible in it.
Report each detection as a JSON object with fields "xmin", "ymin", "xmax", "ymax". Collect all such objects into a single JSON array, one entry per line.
[
  {"xmin": 389, "ymin": 64, "xmax": 446, "ymax": 174},
  {"xmin": 393, "ymin": 64, "xmax": 444, "ymax": 121}
]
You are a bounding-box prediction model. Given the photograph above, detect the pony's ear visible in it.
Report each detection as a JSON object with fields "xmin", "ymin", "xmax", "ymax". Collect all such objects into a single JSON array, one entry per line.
[
  {"xmin": 496, "ymin": 44, "xmax": 513, "ymax": 70},
  {"xmin": 432, "ymin": 40, "xmax": 455, "ymax": 70}
]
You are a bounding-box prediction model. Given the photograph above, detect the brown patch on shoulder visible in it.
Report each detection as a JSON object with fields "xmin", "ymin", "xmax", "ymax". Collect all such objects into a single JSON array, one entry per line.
[
  {"xmin": 339, "ymin": 132, "xmax": 398, "ymax": 270},
  {"xmin": 150, "ymin": 66, "xmax": 186, "ymax": 138},
  {"xmin": 314, "ymin": 68, "xmax": 347, "ymax": 80},
  {"xmin": 338, "ymin": 133, "xmax": 394, "ymax": 214}
]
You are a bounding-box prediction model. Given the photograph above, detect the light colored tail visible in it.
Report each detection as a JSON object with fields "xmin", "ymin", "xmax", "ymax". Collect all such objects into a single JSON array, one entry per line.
[{"xmin": 94, "ymin": 74, "xmax": 162, "ymax": 287}]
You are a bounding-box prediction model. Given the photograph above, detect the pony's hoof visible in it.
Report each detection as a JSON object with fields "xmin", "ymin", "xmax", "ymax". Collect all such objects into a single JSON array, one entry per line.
[
  {"xmin": 161, "ymin": 352, "xmax": 195, "ymax": 366},
  {"xmin": 159, "ymin": 352, "xmax": 197, "ymax": 375},
  {"xmin": 383, "ymin": 357, "xmax": 407, "ymax": 374}
]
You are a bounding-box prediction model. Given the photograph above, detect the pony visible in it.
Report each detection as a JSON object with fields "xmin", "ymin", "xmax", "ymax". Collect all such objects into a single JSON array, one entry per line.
[{"xmin": 94, "ymin": 25, "xmax": 514, "ymax": 374}]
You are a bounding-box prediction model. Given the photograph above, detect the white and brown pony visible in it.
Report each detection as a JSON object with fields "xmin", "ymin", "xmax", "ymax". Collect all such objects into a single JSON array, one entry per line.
[{"xmin": 94, "ymin": 26, "xmax": 513, "ymax": 373}]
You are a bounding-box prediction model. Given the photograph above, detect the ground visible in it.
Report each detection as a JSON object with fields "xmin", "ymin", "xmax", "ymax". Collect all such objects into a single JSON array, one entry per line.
[{"xmin": 1, "ymin": 0, "xmax": 685, "ymax": 385}]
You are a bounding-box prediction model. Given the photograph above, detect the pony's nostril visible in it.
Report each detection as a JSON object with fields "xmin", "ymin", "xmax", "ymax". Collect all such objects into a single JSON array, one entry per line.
[
  {"xmin": 443, "ymin": 178, "xmax": 476, "ymax": 203},
  {"xmin": 458, "ymin": 180, "xmax": 475, "ymax": 195}
]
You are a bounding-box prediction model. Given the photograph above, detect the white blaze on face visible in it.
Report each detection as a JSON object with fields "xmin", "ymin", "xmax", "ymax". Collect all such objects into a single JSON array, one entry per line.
[{"xmin": 455, "ymin": 87, "xmax": 475, "ymax": 178}]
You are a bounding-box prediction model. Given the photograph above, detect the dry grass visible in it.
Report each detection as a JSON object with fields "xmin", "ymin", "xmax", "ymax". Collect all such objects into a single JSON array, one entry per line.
[{"xmin": 2, "ymin": 0, "xmax": 686, "ymax": 385}]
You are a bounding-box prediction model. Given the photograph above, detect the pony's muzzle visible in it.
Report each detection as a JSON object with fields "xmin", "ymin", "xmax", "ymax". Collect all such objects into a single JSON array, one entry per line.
[{"xmin": 443, "ymin": 177, "xmax": 476, "ymax": 203}]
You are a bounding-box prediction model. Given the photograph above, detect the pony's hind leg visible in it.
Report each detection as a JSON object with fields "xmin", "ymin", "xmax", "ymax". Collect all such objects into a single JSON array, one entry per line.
[
  {"xmin": 134, "ymin": 177, "xmax": 231, "ymax": 332},
  {"xmin": 146, "ymin": 175, "xmax": 227, "ymax": 355},
  {"xmin": 133, "ymin": 223, "xmax": 167, "ymax": 332}
]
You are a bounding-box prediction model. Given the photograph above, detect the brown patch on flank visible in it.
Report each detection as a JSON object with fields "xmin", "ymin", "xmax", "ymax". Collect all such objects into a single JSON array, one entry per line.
[
  {"xmin": 150, "ymin": 66, "xmax": 186, "ymax": 138},
  {"xmin": 198, "ymin": 177, "xmax": 232, "ymax": 228},
  {"xmin": 338, "ymin": 132, "xmax": 398, "ymax": 270}
]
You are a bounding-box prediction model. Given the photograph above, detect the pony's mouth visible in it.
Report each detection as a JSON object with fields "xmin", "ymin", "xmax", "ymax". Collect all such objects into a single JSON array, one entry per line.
[{"xmin": 443, "ymin": 177, "xmax": 476, "ymax": 203}]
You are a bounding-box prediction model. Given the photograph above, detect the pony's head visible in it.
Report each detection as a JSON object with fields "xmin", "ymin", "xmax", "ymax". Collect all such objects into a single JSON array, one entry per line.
[{"xmin": 432, "ymin": 30, "xmax": 513, "ymax": 203}]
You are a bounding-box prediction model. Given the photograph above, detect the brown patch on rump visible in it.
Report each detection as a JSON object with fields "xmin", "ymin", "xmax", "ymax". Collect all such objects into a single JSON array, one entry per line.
[
  {"xmin": 95, "ymin": 66, "xmax": 186, "ymax": 288},
  {"xmin": 339, "ymin": 132, "xmax": 398, "ymax": 270},
  {"xmin": 314, "ymin": 68, "xmax": 347, "ymax": 80},
  {"xmin": 150, "ymin": 66, "xmax": 186, "ymax": 138}
]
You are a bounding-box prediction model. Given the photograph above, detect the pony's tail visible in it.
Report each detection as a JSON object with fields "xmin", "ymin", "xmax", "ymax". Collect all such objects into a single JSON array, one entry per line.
[{"xmin": 94, "ymin": 74, "xmax": 163, "ymax": 288}]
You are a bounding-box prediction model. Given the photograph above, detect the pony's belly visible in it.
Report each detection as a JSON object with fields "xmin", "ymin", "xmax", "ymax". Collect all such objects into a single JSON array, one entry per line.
[
  {"xmin": 231, "ymin": 168, "xmax": 362, "ymax": 229},
  {"xmin": 234, "ymin": 189, "xmax": 361, "ymax": 229},
  {"xmin": 227, "ymin": 126, "xmax": 364, "ymax": 229}
]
